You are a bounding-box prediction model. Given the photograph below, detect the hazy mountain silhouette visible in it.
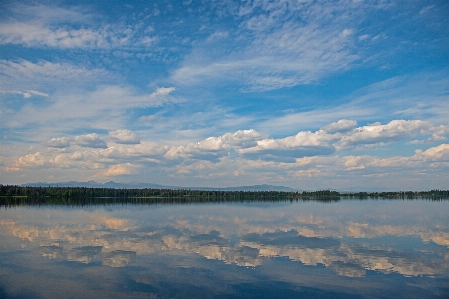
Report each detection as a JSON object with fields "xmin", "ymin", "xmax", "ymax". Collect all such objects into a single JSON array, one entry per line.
[{"xmin": 22, "ymin": 181, "xmax": 298, "ymax": 192}]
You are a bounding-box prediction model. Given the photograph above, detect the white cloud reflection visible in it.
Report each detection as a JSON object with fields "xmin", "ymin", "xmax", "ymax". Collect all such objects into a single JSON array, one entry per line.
[{"xmin": 1, "ymin": 200, "xmax": 448, "ymax": 279}]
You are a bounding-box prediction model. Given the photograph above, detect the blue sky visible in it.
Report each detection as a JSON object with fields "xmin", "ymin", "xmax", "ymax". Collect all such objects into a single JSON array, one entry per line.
[{"xmin": 1, "ymin": 0, "xmax": 448, "ymax": 190}]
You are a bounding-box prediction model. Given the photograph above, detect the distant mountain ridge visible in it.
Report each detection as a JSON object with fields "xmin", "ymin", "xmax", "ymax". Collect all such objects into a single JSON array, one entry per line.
[
  {"xmin": 20, "ymin": 181, "xmax": 404, "ymax": 192},
  {"xmin": 21, "ymin": 181, "xmax": 298, "ymax": 192}
]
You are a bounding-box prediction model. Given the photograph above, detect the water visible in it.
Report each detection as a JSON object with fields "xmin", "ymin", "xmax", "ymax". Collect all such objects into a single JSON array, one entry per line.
[{"xmin": 1, "ymin": 199, "xmax": 448, "ymax": 298}]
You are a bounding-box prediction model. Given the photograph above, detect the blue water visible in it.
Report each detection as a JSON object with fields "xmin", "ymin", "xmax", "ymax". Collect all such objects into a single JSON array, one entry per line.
[{"xmin": 1, "ymin": 199, "xmax": 448, "ymax": 298}]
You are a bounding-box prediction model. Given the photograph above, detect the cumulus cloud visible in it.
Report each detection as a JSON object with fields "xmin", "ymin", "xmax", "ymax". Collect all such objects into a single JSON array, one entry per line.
[
  {"xmin": 165, "ymin": 120, "xmax": 448, "ymax": 163},
  {"xmin": 73, "ymin": 134, "xmax": 107, "ymax": 149},
  {"xmin": 53, "ymin": 151, "xmax": 103, "ymax": 170},
  {"xmin": 337, "ymin": 120, "xmax": 437, "ymax": 149},
  {"xmin": 49, "ymin": 142, "xmax": 168, "ymax": 170},
  {"xmin": 339, "ymin": 144, "xmax": 449, "ymax": 171},
  {"xmin": 219, "ymin": 129, "xmax": 263, "ymax": 148},
  {"xmin": 3, "ymin": 118, "xmax": 449, "ymax": 187},
  {"xmin": 237, "ymin": 130, "xmax": 338, "ymax": 162},
  {"xmin": 343, "ymin": 156, "xmax": 368, "ymax": 170},
  {"xmin": 164, "ymin": 136, "xmax": 229, "ymax": 162},
  {"xmin": 321, "ymin": 119, "xmax": 357, "ymax": 134},
  {"xmin": 108, "ymin": 130, "xmax": 140, "ymax": 145},
  {"xmin": 71, "ymin": 120, "xmax": 447, "ymax": 165},
  {"xmin": 46, "ymin": 137, "xmax": 71, "ymax": 148},
  {"xmin": 5, "ymin": 152, "xmax": 46, "ymax": 171},
  {"xmin": 164, "ymin": 129, "xmax": 263, "ymax": 161},
  {"xmin": 415, "ymin": 144, "xmax": 449, "ymax": 161}
]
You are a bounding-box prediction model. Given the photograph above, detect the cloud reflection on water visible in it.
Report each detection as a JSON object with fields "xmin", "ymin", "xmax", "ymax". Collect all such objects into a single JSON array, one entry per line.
[{"xmin": 1, "ymin": 201, "xmax": 448, "ymax": 278}]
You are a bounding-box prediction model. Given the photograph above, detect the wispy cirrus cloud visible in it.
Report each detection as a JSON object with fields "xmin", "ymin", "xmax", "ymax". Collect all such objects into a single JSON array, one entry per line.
[
  {"xmin": 0, "ymin": 3, "xmax": 157, "ymax": 50},
  {"xmin": 0, "ymin": 22, "xmax": 111, "ymax": 49},
  {"xmin": 172, "ymin": 0, "xmax": 370, "ymax": 91},
  {"xmin": 0, "ymin": 59, "xmax": 113, "ymax": 91},
  {"xmin": 1, "ymin": 83, "xmax": 182, "ymax": 145},
  {"xmin": 0, "ymin": 89, "xmax": 49, "ymax": 98}
]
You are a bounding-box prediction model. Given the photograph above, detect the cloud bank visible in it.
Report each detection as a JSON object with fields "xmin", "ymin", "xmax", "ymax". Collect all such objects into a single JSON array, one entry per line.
[{"xmin": 3, "ymin": 119, "xmax": 448, "ymax": 189}]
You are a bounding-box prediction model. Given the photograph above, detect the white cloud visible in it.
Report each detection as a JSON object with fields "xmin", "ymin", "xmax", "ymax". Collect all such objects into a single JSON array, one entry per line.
[
  {"xmin": 164, "ymin": 137, "xmax": 229, "ymax": 162},
  {"xmin": 52, "ymin": 142, "xmax": 169, "ymax": 169},
  {"xmin": 257, "ymin": 105, "xmax": 372, "ymax": 136},
  {"xmin": 415, "ymin": 144, "xmax": 449, "ymax": 161},
  {"xmin": 321, "ymin": 120, "xmax": 357, "ymax": 134},
  {"xmin": 338, "ymin": 144, "xmax": 449, "ymax": 171},
  {"xmin": 73, "ymin": 134, "xmax": 107, "ymax": 149},
  {"xmin": 103, "ymin": 142, "xmax": 169, "ymax": 159},
  {"xmin": 172, "ymin": 0, "xmax": 366, "ymax": 91},
  {"xmin": 237, "ymin": 130, "xmax": 337, "ymax": 162},
  {"xmin": 149, "ymin": 87, "xmax": 175, "ymax": 98},
  {"xmin": 0, "ymin": 89, "xmax": 49, "ymax": 98},
  {"xmin": 254, "ymin": 72, "xmax": 449, "ymax": 137},
  {"xmin": 1, "ymin": 83, "xmax": 180, "ymax": 145},
  {"xmin": 0, "ymin": 22, "xmax": 110, "ymax": 49},
  {"xmin": 25, "ymin": 90, "xmax": 49, "ymax": 97},
  {"xmin": 93, "ymin": 163, "xmax": 136, "ymax": 178},
  {"xmin": 162, "ymin": 120, "xmax": 448, "ymax": 163},
  {"xmin": 0, "ymin": 3, "xmax": 156, "ymax": 50},
  {"xmin": 0, "ymin": 59, "xmax": 112, "ymax": 90},
  {"xmin": 4, "ymin": 119, "xmax": 449, "ymax": 180},
  {"xmin": 5, "ymin": 152, "xmax": 46, "ymax": 171},
  {"xmin": 108, "ymin": 130, "xmax": 140, "ymax": 145},
  {"xmin": 163, "ymin": 129, "xmax": 263, "ymax": 161},
  {"xmin": 57, "ymin": 119, "xmax": 449, "ymax": 167},
  {"xmin": 358, "ymin": 34, "xmax": 370, "ymax": 41},
  {"xmin": 4, "ymin": 133, "xmax": 449, "ymax": 189},
  {"xmin": 53, "ymin": 151, "xmax": 103, "ymax": 170},
  {"xmin": 337, "ymin": 120, "xmax": 436, "ymax": 149},
  {"xmin": 46, "ymin": 137, "xmax": 71, "ymax": 149},
  {"xmin": 219, "ymin": 129, "xmax": 263, "ymax": 148},
  {"xmin": 8, "ymin": 3, "xmax": 96, "ymax": 25}
]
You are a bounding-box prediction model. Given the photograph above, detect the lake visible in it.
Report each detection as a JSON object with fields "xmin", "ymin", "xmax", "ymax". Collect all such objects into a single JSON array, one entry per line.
[{"xmin": 1, "ymin": 198, "xmax": 448, "ymax": 298}]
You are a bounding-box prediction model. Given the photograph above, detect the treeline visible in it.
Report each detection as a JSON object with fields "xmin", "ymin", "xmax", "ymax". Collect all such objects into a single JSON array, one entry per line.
[
  {"xmin": 0, "ymin": 185, "xmax": 343, "ymax": 206},
  {"xmin": 343, "ymin": 190, "xmax": 449, "ymax": 199},
  {"xmin": 0, "ymin": 185, "xmax": 337, "ymax": 199},
  {"xmin": 0, "ymin": 185, "xmax": 447, "ymax": 206}
]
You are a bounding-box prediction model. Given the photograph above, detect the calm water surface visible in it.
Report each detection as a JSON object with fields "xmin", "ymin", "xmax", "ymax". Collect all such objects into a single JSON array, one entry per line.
[{"xmin": 1, "ymin": 199, "xmax": 448, "ymax": 298}]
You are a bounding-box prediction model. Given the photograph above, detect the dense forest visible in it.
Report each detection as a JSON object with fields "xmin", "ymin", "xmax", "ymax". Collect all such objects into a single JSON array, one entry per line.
[{"xmin": 1, "ymin": 185, "xmax": 448, "ymax": 206}]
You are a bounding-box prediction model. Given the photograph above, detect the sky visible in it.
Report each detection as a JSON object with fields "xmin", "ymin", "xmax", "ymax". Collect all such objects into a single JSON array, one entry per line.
[{"xmin": 0, "ymin": 0, "xmax": 448, "ymax": 190}]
